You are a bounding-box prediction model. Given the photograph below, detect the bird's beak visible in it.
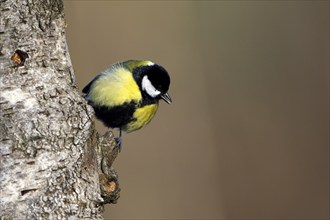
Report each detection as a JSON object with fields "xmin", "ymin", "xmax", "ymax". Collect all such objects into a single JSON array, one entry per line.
[{"xmin": 161, "ymin": 93, "xmax": 172, "ymax": 104}]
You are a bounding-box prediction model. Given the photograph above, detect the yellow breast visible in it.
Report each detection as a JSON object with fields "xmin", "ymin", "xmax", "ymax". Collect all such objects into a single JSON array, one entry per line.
[
  {"xmin": 89, "ymin": 67, "xmax": 142, "ymax": 106},
  {"xmin": 124, "ymin": 103, "xmax": 159, "ymax": 132}
]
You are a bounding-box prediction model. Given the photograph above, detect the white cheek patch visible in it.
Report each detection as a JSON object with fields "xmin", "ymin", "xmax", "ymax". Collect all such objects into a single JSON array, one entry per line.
[{"xmin": 142, "ymin": 75, "xmax": 161, "ymax": 98}]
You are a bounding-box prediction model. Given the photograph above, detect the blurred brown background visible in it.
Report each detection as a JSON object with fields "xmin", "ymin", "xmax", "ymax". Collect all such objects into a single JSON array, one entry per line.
[{"xmin": 64, "ymin": 1, "xmax": 329, "ymax": 219}]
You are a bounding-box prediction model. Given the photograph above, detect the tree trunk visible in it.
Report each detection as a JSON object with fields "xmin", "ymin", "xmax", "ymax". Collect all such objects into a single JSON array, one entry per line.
[{"xmin": 0, "ymin": 0, "xmax": 119, "ymax": 219}]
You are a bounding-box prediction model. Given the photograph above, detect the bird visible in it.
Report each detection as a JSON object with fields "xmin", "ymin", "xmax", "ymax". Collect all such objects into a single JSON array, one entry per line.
[{"xmin": 82, "ymin": 60, "xmax": 171, "ymax": 150}]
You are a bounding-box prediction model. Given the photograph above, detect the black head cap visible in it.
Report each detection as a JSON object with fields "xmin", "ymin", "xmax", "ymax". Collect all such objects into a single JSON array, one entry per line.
[
  {"xmin": 133, "ymin": 63, "xmax": 171, "ymax": 104},
  {"xmin": 145, "ymin": 64, "xmax": 170, "ymax": 93}
]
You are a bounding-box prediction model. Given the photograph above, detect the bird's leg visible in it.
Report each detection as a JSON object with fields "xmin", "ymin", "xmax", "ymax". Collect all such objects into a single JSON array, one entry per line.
[{"xmin": 115, "ymin": 128, "xmax": 122, "ymax": 152}]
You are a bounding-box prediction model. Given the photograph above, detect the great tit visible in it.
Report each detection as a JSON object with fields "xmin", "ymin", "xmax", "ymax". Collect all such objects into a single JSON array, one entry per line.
[{"xmin": 82, "ymin": 60, "xmax": 171, "ymax": 149}]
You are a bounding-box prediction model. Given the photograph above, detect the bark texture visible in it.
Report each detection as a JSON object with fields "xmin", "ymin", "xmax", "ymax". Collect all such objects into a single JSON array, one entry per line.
[{"xmin": 0, "ymin": 0, "xmax": 119, "ymax": 219}]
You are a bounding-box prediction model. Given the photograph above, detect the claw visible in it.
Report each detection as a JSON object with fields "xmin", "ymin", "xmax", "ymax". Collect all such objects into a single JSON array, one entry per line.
[
  {"xmin": 115, "ymin": 128, "xmax": 123, "ymax": 152},
  {"xmin": 115, "ymin": 137, "xmax": 122, "ymax": 152}
]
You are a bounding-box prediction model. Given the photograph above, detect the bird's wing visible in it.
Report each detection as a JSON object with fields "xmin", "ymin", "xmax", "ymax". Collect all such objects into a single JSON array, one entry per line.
[{"xmin": 82, "ymin": 74, "xmax": 101, "ymax": 95}]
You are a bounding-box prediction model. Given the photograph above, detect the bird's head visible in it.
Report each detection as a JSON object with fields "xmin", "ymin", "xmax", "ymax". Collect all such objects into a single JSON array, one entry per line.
[{"xmin": 130, "ymin": 61, "xmax": 172, "ymax": 104}]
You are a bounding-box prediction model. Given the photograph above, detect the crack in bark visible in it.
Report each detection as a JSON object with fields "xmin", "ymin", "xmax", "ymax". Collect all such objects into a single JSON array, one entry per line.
[{"xmin": 21, "ymin": 188, "xmax": 38, "ymax": 196}]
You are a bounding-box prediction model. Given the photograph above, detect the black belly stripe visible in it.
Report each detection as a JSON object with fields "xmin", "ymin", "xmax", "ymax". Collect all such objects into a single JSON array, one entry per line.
[
  {"xmin": 87, "ymin": 92, "xmax": 158, "ymax": 129},
  {"xmin": 90, "ymin": 101, "xmax": 136, "ymax": 128}
]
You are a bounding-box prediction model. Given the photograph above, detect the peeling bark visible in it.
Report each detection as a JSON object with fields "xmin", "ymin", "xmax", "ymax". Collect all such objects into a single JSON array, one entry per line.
[{"xmin": 0, "ymin": 0, "xmax": 119, "ymax": 219}]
